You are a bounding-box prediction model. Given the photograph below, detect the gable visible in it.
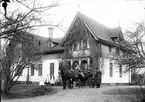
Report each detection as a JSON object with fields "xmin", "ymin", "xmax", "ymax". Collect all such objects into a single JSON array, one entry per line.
[{"xmin": 61, "ymin": 12, "xmax": 124, "ymax": 47}]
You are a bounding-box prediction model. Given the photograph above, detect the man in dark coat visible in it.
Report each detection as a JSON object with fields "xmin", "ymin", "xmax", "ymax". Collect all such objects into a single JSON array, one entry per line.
[{"xmin": 93, "ymin": 68, "xmax": 102, "ymax": 88}]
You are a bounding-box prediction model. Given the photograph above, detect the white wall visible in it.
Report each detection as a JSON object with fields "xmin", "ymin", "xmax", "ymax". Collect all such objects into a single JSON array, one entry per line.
[
  {"xmin": 101, "ymin": 58, "xmax": 131, "ymax": 84},
  {"xmin": 17, "ymin": 66, "xmax": 42, "ymax": 82},
  {"xmin": 42, "ymin": 55, "xmax": 62, "ymax": 82},
  {"xmin": 17, "ymin": 54, "xmax": 62, "ymax": 82}
]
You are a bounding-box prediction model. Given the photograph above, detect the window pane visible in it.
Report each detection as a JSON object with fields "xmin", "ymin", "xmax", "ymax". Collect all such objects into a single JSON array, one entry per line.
[
  {"xmin": 50, "ymin": 63, "xmax": 54, "ymax": 76},
  {"xmin": 72, "ymin": 44, "xmax": 74, "ymax": 51},
  {"xmin": 119, "ymin": 64, "xmax": 122, "ymax": 77},
  {"xmin": 80, "ymin": 40, "xmax": 83, "ymax": 50},
  {"xmin": 87, "ymin": 40, "xmax": 90, "ymax": 49},
  {"xmin": 31, "ymin": 64, "xmax": 34, "ymax": 76},
  {"xmin": 110, "ymin": 63, "xmax": 113, "ymax": 77},
  {"xmin": 76, "ymin": 42, "xmax": 79, "ymax": 50},
  {"xmin": 38, "ymin": 64, "xmax": 42, "ymax": 76},
  {"xmin": 74, "ymin": 42, "xmax": 77, "ymax": 51},
  {"xmin": 83, "ymin": 40, "xmax": 87, "ymax": 50}
]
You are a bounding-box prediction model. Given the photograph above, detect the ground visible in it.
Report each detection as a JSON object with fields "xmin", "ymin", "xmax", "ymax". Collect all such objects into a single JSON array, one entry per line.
[{"xmin": 1, "ymin": 85, "xmax": 145, "ymax": 102}]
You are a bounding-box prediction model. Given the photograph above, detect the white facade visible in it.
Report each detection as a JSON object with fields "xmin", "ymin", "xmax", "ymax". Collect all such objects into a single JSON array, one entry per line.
[
  {"xmin": 42, "ymin": 54, "xmax": 62, "ymax": 83},
  {"xmin": 17, "ymin": 54, "xmax": 62, "ymax": 83},
  {"xmin": 100, "ymin": 44, "xmax": 131, "ymax": 84},
  {"xmin": 100, "ymin": 58, "xmax": 131, "ymax": 84}
]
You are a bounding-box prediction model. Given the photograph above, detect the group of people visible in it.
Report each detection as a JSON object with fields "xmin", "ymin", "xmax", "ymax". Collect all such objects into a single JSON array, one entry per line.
[
  {"xmin": 72, "ymin": 63, "xmax": 102, "ymax": 88},
  {"xmin": 91, "ymin": 68, "xmax": 102, "ymax": 88},
  {"xmin": 74, "ymin": 68, "xmax": 102, "ymax": 88},
  {"xmin": 39, "ymin": 74, "xmax": 55, "ymax": 87},
  {"xmin": 39, "ymin": 66, "xmax": 102, "ymax": 89}
]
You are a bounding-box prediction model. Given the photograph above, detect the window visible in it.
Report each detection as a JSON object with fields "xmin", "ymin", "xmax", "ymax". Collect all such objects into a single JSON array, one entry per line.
[
  {"xmin": 83, "ymin": 40, "xmax": 87, "ymax": 50},
  {"xmin": 109, "ymin": 63, "xmax": 113, "ymax": 77},
  {"xmin": 119, "ymin": 64, "xmax": 122, "ymax": 77},
  {"xmin": 38, "ymin": 64, "xmax": 42, "ymax": 76},
  {"xmin": 74, "ymin": 42, "xmax": 77, "ymax": 51},
  {"xmin": 87, "ymin": 40, "xmax": 90, "ymax": 49},
  {"xmin": 50, "ymin": 63, "xmax": 54, "ymax": 76},
  {"xmin": 72, "ymin": 44, "xmax": 74, "ymax": 51},
  {"xmin": 48, "ymin": 40, "xmax": 52, "ymax": 48},
  {"xmin": 80, "ymin": 40, "xmax": 83, "ymax": 50},
  {"xmin": 38, "ymin": 40, "xmax": 41, "ymax": 46},
  {"xmin": 67, "ymin": 45, "xmax": 71, "ymax": 53},
  {"xmin": 31, "ymin": 64, "xmax": 35, "ymax": 76},
  {"xmin": 76, "ymin": 42, "xmax": 80, "ymax": 50}
]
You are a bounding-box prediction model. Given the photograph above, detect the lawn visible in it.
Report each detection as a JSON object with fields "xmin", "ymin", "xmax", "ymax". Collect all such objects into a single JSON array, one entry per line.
[
  {"xmin": 102, "ymin": 86, "xmax": 145, "ymax": 102},
  {"xmin": 1, "ymin": 84, "xmax": 55, "ymax": 100},
  {"xmin": 102, "ymin": 86, "xmax": 145, "ymax": 95}
]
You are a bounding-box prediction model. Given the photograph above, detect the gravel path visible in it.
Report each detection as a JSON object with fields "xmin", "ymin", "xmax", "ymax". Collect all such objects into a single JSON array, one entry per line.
[{"xmin": 2, "ymin": 85, "xmax": 144, "ymax": 102}]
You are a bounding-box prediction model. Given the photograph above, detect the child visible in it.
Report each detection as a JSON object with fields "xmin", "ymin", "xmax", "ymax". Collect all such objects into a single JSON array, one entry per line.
[
  {"xmin": 39, "ymin": 76, "xmax": 44, "ymax": 88},
  {"xmin": 45, "ymin": 75, "xmax": 50, "ymax": 86}
]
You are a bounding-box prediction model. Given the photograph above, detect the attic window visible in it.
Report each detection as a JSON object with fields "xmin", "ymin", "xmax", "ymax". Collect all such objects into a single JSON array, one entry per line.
[
  {"xmin": 38, "ymin": 41, "xmax": 41, "ymax": 46},
  {"xmin": 48, "ymin": 41, "xmax": 52, "ymax": 48},
  {"xmin": 111, "ymin": 37, "xmax": 119, "ymax": 43}
]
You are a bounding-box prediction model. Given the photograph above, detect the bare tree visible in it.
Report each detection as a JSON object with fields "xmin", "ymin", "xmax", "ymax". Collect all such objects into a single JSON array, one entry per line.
[
  {"xmin": 114, "ymin": 22, "xmax": 145, "ymax": 72},
  {"xmin": 0, "ymin": 0, "xmax": 60, "ymax": 94},
  {"xmin": 0, "ymin": 34, "xmax": 41, "ymax": 94}
]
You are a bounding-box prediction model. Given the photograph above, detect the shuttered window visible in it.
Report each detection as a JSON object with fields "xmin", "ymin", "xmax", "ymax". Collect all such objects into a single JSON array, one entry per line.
[
  {"xmin": 50, "ymin": 63, "xmax": 54, "ymax": 76},
  {"xmin": 31, "ymin": 64, "xmax": 35, "ymax": 76},
  {"xmin": 38, "ymin": 64, "xmax": 42, "ymax": 76},
  {"xmin": 110, "ymin": 63, "xmax": 113, "ymax": 77},
  {"xmin": 119, "ymin": 64, "xmax": 122, "ymax": 77}
]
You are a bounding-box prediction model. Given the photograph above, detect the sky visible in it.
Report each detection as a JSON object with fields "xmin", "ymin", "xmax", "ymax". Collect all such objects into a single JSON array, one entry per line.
[
  {"xmin": 35, "ymin": 0, "xmax": 145, "ymax": 38},
  {"xmin": 1, "ymin": 0, "xmax": 145, "ymax": 38}
]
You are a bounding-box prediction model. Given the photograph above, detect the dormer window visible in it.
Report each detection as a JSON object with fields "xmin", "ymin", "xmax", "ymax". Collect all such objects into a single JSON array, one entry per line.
[
  {"xmin": 111, "ymin": 37, "xmax": 119, "ymax": 44},
  {"xmin": 38, "ymin": 41, "xmax": 41, "ymax": 46},
  {"xmin": 48, "ymin": 40, "xmax": 51, "ymax": 48}
]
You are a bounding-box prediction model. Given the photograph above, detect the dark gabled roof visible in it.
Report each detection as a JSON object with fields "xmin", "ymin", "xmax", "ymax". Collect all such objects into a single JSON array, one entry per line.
[
  {"xmin": 61, "ymin": 12, "xmax": 124, "ymax": 46},
  {"xmin": 79, "ymin": 12, "xmax": 124, "ymax": 42},
  {"xmin": 42, "ymin": 37, "xmax": 64, "ymax": 54},
  {"xmin": 26, "ymin": 33, "xmax": 64, "ymax": 54},
  {"xmin": 51, "ymin": 37, "xmax": 63, "ymax": 44},
  {"xmin": 43, "ymin": 44, "xmax": 64, "ymax": 54}
]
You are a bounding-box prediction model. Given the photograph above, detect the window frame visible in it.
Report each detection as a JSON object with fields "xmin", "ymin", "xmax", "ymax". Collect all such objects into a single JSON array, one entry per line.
[
  {"xmin": 50, "ymin": 63, "xmax": 54, "ymax": 76},
  {"xmin": 109, "ymin": 63, "xmax": 113, "ymax": 77},
  {"xmin": 119, "ymin": 64, "xmax": 122, "ymax": 77},
  {"xmin": 31, "ymin": 64, "xmax": 35, "ymax": 76},
  {"xmin": 38, "ymin": 64, "xmax": 42, "ymax": 76}
]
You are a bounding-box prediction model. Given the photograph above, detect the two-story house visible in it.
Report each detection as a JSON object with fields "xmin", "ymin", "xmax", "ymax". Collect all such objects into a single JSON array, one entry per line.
[
  {"xmin": 61, "ymin": 12, "xmax": 131, "ymax": 84},
  {"xmin": 18, "ymin": 12, "xmax": 131, "ymax": 84}
]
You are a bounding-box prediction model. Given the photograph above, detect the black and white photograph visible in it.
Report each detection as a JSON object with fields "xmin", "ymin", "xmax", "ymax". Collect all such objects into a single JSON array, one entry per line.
[{"xmin": 0, "ymin": 0, "xmax": 145, "ymax": 102}]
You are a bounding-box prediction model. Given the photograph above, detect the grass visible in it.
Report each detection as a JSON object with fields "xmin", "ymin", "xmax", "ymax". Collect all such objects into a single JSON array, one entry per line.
[
  {"xmin": 1, "ymin": 84, "xmax": 55, "ymax": 100},
  {"xmin": 102, "ymin": 86, "xmax": 145, "ymax": 102},
  {"xmin": 102, "ymin": 87, "xmax": 145, "ymax": 95}
]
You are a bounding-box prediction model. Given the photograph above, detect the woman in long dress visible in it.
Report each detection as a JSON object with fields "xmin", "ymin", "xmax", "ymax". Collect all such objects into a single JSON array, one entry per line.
[
  {"xmin": 45, "ymin": 75, "xmax": 50, "ymax": 85},
  {"xmin": 39, "ymin": 76, "xmax": 45, "ymax": 87},
  {"xmin": 50, "ymin": 74, "xmax": 55, "ymax": 85}
]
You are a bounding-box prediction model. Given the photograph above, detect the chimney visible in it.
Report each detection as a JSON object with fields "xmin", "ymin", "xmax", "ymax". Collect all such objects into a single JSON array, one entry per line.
[{"xmin": 48, "ymin": 27, "xmax": 54, "ymax": 38}]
